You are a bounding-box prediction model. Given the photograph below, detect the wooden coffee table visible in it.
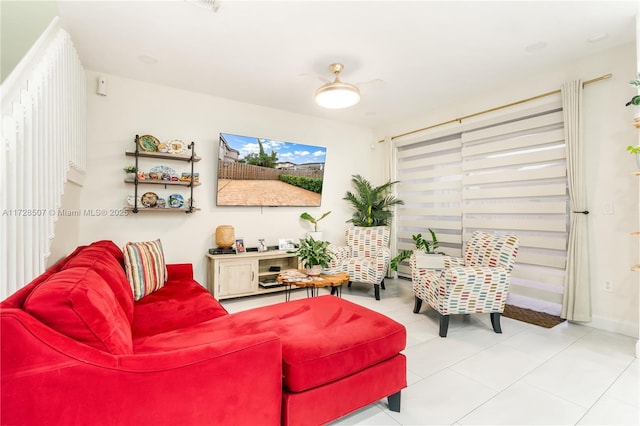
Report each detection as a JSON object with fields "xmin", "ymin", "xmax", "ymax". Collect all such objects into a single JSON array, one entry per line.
[{"xmin": 278, "ymin": 270, "xmax": 350, "ymax": 301}]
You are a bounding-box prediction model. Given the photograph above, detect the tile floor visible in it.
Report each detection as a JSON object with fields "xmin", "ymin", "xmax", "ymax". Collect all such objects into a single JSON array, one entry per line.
[{"xmin": 221, "ymin": 278, "xmax": 639, "ymax": 426}]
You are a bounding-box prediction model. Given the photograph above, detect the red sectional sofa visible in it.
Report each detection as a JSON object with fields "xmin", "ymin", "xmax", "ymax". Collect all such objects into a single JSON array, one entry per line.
[{"xmin": 1, "ymin": 240, "xmax": 407, "ymax": 425}]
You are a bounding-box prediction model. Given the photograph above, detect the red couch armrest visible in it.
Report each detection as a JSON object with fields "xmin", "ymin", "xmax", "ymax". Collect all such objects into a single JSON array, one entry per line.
[{"xmin": 166, "ymin": 263, "xmax": 193, "ymax": 281}]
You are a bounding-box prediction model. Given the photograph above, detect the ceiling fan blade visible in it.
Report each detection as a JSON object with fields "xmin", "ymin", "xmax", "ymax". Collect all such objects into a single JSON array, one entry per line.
[
  {"xmin": 297, "ymin": 73, "xmax": 331, "ymax": 83},
  {"xmin": 356, "ymin": 78, "xmax": 384, "ymax": 90},
  {"xmin": 356, "ymin": 78, "xmax": 384, "ymax": 86}
]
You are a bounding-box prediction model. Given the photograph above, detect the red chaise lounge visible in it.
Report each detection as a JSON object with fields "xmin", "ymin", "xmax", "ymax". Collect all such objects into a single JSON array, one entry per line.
[{"xmin": 1, "ymin": 240, "xmax": 406, "ymax": 425}]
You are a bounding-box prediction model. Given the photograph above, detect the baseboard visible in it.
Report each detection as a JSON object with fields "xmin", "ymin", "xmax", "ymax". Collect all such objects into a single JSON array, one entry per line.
[{"xmin": 588, "ymin": 314, "xmax": 639, "ymax": 339}]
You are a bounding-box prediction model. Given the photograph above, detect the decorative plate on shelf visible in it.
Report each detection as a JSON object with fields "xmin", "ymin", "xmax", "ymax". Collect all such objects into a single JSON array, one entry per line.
[
  {"xmin": 141, "ymin": 192, "xmax": 159, "ymax": 208},
  {"xmin": 168, "ymin": 193, "xmax": 185, "ymax": 208},
  {"xmin": 149, "ymin": 165, "xmax": 177, "ymax": 178},
  {"xmin": 138, "ymin": 135, "xmax": 160, "ymax": 152},
  {"xmin": 166, "ymin": 139, "xmax": 187, "ymax": 155}
]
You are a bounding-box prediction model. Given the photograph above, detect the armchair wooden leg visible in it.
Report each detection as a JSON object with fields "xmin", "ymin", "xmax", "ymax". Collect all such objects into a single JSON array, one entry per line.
[
  {"xmin": 381, "ymin": 279, "xmax": 385, "ymax": 290},
  {"xmin": 374, "ymin": 284, "xmax": 381, "ymax": 300},
  {"xmin": 413, "ymin": 297, "xmax": 422, "ymax": 313},
  {"xmin": 491, "ymin": 312, "xmax": 502, "ymax": 333},
  {"xmin": 439, "ymin": 314, "xmax": 450, "ymax": 337},
  {"xmin": 387, "ymin": 390, "xmax": 401, "ymax": 412}
]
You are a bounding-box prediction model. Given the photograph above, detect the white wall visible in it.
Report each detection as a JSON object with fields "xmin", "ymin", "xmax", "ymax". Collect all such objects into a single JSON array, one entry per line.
[
  {"xmin": 47, "ymin": 180, "xmax": 83, "ymax": 267},
  {"xmin": 76, "ymin": 72, "xmax": 378, "ymax": 285},
  {"xmin": 584, "ymin": 44, "xmax": 638, "ymax": 338},
  {"xmin": 375, "ymin": 43, "xmax": 639, "ymax": 339}
]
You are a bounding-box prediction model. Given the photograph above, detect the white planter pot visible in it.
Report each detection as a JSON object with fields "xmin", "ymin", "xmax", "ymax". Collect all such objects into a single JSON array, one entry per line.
[
  {"xmin": 305, "ymin": 265, "xmax": 322, "ymax": 276},
  {"xmin": 413, "ymin": 251, "xmax": 445, "ymax": 269}
]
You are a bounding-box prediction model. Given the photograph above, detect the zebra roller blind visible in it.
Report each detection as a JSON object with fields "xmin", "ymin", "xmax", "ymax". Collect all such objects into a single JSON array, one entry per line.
[
  {"xmin": 396, "ymin": 130, "xmax": 463, "ymax": 275},
  {"xmin": 396, "ymin": 95, "xmax": 568, "ymax": 315}
]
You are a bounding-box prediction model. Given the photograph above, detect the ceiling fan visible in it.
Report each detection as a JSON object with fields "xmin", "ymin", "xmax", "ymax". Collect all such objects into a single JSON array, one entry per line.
[{"xmin": 315, "ymin": 63, "xmax": 361, "ymax": 109}]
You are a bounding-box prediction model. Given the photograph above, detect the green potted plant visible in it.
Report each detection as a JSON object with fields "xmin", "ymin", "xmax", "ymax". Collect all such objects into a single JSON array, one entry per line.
[
  {"xmin": 626, "ymin": 72, "xmax": 640, "ymax": 106},
  {"xmin": 123, "ymin": 165, "xmax": 137, "ymax": 180},
  {"xmin": 627, "ymin": 145, "xmax": 640, "ymax": 169},
  {"xmin": 291, "ymin": 236, "xmax": 333, "ymax": 275},
  {"xmin": 626, "ymin": 73, "xmax": 640, "ymax": 138},
  {"xmin": 343, "ymin": 175, "xmax": 404, "ymax": 227},
  {"xmin": 391, "ymin": 229, "xmax": 444, "ymax": 271},
  {"xmin": 300, "ymin": 211, "xmax": 331, "ymax": 240}
]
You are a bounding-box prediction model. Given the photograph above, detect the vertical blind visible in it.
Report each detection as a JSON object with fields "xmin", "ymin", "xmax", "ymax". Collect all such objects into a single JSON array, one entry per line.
[
  {"xmin": 395, "ymin": 96, "xmax": 568, "ymax": 315},
  {"xmin": 1, "ymin": 19, "xmax": 86, "ymax": 300}
]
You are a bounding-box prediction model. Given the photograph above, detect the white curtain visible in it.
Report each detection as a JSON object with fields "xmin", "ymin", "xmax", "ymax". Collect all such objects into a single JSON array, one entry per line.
[
  {"xmin": 383, "ymin": 135, "xmax": 397, "ymax": 277},
  {"xmin": 561, "ymin": 80, "xmax": 591, "ymax": 321}
]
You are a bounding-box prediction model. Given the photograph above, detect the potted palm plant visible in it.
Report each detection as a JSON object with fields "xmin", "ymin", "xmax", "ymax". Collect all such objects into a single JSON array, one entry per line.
[
  {"xmin": 343, "ymin": 175, "xmax": 404, "ymax": 227},
  {"xmin": 300, "ymin": 211, "xmax": 331, "ymax": 240},
  {"xmin": 291, "ymin": 236, "xmax": 333, "ymax": 275}
]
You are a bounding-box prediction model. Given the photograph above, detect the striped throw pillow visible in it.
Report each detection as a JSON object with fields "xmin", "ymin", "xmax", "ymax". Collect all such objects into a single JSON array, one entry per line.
[{"xmin": 123, "ymin": 239, "xmax": 167, "ymax": 301}]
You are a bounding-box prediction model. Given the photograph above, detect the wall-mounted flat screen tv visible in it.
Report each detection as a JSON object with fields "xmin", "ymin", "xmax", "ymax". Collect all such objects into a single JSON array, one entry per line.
[{"xmin": 217, "ymin": 132, "xmax": 327, "ymax": 207}]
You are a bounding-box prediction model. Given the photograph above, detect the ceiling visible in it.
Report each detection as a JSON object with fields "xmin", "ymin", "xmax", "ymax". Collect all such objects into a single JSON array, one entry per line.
[{"xmin": 57, "ymin": 1, "xmax": 638, "ymax": 129}]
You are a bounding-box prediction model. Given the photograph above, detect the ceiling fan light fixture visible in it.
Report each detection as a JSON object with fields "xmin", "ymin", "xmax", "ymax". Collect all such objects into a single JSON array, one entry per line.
[
  {"xmin": 315, "ymin": 81, "xmax": 360, "ymax": 109},
  {"xmin": 315, "ymin": 63, "xmax": 361, "ymax": 109}
]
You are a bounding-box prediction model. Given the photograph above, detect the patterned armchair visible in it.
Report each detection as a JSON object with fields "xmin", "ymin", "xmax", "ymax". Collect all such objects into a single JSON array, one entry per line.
[
  {"xmin": 328, "ymin": 226, "xmax": 391, "ymax": 300},
  {"xmin": 410, "ymin": 231, "xmax": 519, "ymax": 337}
]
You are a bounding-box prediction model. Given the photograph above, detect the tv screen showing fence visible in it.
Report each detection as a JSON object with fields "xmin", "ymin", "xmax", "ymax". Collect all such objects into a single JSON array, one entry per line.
[{"xmin": 217, "ymin": 132, "xmax": 327, "ymax": 207}]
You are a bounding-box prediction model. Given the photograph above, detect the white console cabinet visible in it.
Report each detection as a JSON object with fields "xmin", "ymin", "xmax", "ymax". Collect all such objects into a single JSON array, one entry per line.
[{"xmin": 206, "ymin": 251, "xmax": 299, "ymax": 300}]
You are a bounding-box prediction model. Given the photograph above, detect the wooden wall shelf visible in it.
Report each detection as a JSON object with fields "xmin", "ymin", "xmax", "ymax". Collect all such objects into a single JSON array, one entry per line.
[
  {"xmin": 125, "ymin": 150, "xmax": 201, "ymax": 162},
  {"xmin": 126, "ymin": 135, "xmax": 199, "ymax": 214},
  {"xmin": 124, "ymin": 178, "xmax": 200, "ymax": 187},
  {"xmin": 125, "ymin": 207, "xmax": 200, "ymax": 213}
]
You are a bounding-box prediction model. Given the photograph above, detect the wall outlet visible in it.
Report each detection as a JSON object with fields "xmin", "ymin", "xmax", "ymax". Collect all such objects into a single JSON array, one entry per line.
[
  {"xmin": 603, "ymin": 280, "xmax": 615, "ymax": 293},
  {"xmin": 602, "ymin": 201, "xmax": 614, "ymax": 215}
]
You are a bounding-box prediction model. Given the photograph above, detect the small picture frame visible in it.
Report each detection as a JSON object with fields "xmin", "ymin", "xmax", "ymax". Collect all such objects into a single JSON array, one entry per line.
[
  {"xmin": 278, "ymin": 238, "xmax": 295, "ymax": 251},
  {"xmin": 235, "ymin": 238, "xmax": 246, "ymax": 254},
  {"xmin": 257, "ymin": 239, "xmax": 267, "ymax": 252}
]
